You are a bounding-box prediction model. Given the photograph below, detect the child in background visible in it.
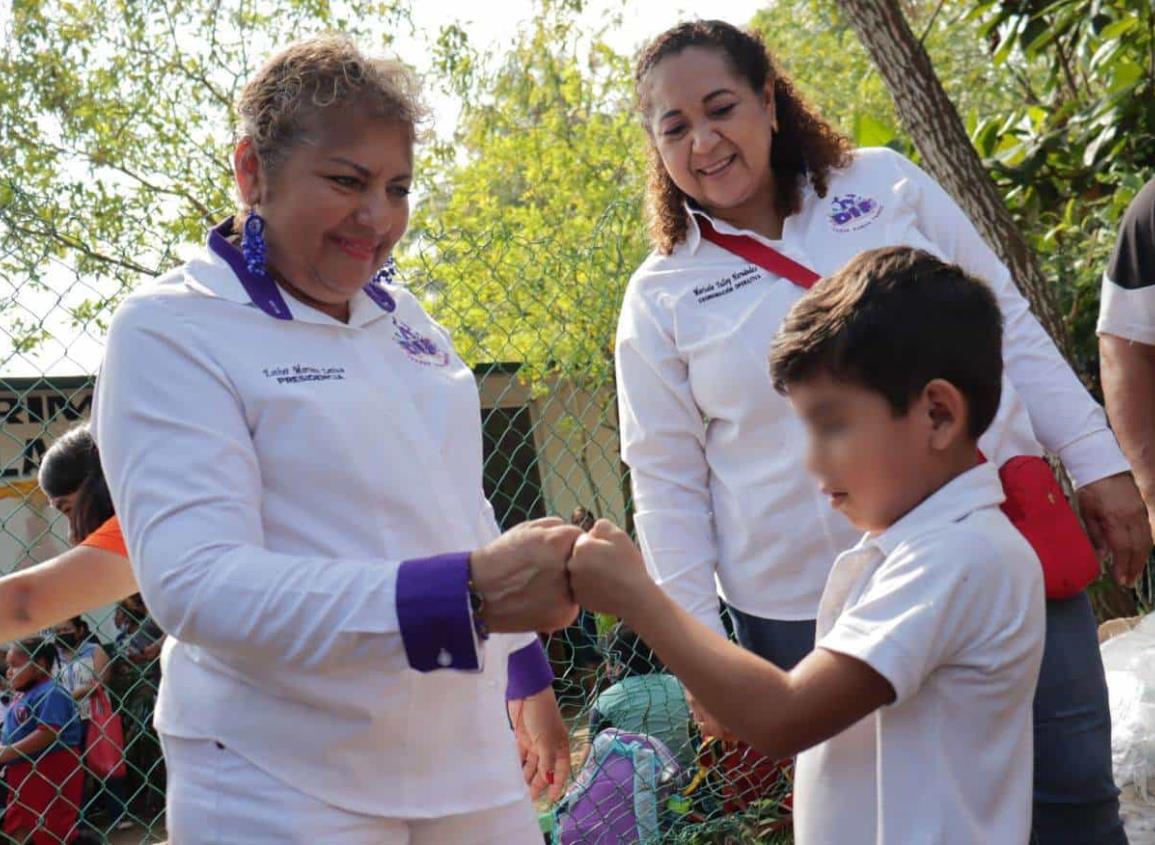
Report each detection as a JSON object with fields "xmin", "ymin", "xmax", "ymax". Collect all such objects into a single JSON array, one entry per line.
[
  {"xmin": 569, "ymin": 247, "xmax": 1046, "ymax": 843},
  {"xmin": 1, "ymin": 637, "xmax": 85, "ymax": 844}
]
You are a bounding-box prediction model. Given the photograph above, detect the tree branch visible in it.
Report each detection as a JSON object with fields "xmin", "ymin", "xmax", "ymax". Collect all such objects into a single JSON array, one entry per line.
[{"xmin": 1, "ymin": 215, "xmax": 158, "ymax": 277}]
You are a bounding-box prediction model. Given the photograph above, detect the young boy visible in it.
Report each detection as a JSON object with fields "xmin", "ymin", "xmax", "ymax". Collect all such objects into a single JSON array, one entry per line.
[
  {"xmin": 1, "ymin": 637, "xmax": 85, "ymax": 844},
  {"xmin": 569, "ymin": 247, "xmax": 1046, "ymax": 843}
]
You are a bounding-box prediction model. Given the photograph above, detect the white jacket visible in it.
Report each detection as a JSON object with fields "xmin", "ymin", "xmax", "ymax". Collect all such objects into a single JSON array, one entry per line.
[{"xmin": 93, "ymin": 224, "xmax": 538, "ymax": 817}]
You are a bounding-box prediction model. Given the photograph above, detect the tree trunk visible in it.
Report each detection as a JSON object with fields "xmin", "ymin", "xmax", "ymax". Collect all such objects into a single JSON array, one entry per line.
[{"xmin": 833, "ymin": 0, "xmax": 1075, "ymax": 365}]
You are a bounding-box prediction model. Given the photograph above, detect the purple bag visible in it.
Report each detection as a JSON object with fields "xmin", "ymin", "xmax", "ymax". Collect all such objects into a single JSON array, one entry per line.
[{"xmin": 554, "ymin": 729, "xmax": 685, "ymax": 845}]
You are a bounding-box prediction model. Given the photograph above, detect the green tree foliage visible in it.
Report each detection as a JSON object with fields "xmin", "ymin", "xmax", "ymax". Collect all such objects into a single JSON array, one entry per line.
[
  {"xmin": 967, "ymin": 0, "xmax": 1155, "ymax": 384},
  {"xmin": 0, "ymin": 0, "xmax": 404, "ymax": 365},
  {"xmin": 750, "ymin": 1, "xmax": 1018, "ymax": 156},
  {"xmin": 4, "ymin": 0, "xmax": 1152, "ymax": 393},
  {"xmin": 406, "ymin": 2, "xmax": 649, "ymax": 389}
]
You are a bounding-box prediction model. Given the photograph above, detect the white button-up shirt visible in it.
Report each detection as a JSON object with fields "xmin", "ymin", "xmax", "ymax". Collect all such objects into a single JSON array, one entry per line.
[
  {"xmin": 92, "ymin": 223, "xmax": 543, "ymax": 817},
  {"xmin": 794, "ymin": 463, "xmax": 1045, "ymax": 844},
  {"xmin": 616, "ymin": 147, "xmax": 1128, "ymax": 627}
]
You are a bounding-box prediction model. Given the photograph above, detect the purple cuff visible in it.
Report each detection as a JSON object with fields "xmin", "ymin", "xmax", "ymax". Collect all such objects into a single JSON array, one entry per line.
[
  {"xmin": 396, "ymin": 552, "xmax": 481, "ymax": 672},
  {"xmin": 505, "ymin": 640, "xmax": 553, "ymax": 700}
]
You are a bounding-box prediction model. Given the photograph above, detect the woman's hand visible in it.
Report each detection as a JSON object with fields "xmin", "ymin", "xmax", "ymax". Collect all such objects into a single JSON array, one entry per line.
[
  {"xmin": 508, "ymin": 686, "xmax": 571, "ymax": 803},
  {"xmin": 471, "ymin": 518, "xmax": 582, "ymax": 633},
  {"xmin": 1077, "ymin": 472, "xmax": 1152, "ymax": 588}
]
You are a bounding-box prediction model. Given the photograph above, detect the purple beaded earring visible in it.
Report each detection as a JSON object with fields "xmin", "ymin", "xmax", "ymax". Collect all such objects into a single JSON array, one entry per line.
[
  {"xmin": 373, "ymin": 256, "xmax": 398, "ymax": 286},
  {"xmin": 241, "ymin": 210, "xmax": 268, "ymax": 278}
]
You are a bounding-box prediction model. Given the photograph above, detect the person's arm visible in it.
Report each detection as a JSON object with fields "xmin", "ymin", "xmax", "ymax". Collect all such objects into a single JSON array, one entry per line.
[
  {"xmin": 92, "ymin": 644, "xmax": 111, "ymax": 686},
  {"xmin": 67, "ymin": 645, "xmax": 109, "ymax": 701},
  {"xmin": 893, "ymin": 151, "xmax": 1149, "ymax": 584},
  {"xmin": 93, "ymin": 295, "xmax": 579, "ymax": 677},
  {"xmin": 1101, "ymin": 335, "xmax": 1155, "ymax": 534},
  {"xmin": 0, "ymin": 547, "xmax": 136, "ymax": 644},
  {"xmin": 1098, "ymin": 180, "xmax": 1155, "ymax": 542},
  {"xmin": 0, "ymin": 726, "xmax": 59, "ymax": 764},
  {"xmin": 568, "ymin": 521, "xmax": 895, "ymax": 759},
  {"xmin": 616, "ymin": 283, "xmax": 724, "ymax": 637}
]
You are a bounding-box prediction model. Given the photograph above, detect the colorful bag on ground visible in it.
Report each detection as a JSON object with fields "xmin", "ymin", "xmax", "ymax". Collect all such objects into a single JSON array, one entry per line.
[
  {"xmin": 84, "ymin": 684, "xmax": 126, "ymax": 779},
  {"xmin": 553, "ymin": 729, "xmax": 686, "ymax": 845},
  {"xmin": 683, "ymin": 736, "xmax": 792, "ymax": 818}
]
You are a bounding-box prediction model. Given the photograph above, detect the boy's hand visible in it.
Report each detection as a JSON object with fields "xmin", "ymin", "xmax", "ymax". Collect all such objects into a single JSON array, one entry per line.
[{"xmin": 567, "ymin": 520, "xmax": 655, "ymax": 617}]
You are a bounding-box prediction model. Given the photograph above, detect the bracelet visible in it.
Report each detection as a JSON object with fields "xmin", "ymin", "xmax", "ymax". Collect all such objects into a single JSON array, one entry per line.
[{"xmin": 466, "ymin": 564, "xmax": 489, "ymax": 641}]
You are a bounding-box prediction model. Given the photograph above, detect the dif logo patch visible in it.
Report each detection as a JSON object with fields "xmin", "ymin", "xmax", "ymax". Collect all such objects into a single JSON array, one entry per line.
[{"xmin": 829, "ymin": 194, "xmax": 883, "ymax": 232}]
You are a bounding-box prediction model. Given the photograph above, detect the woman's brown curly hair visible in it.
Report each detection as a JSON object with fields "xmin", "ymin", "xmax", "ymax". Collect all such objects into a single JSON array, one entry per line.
[{"xmin": 636, "ymin": 21, "xmax": 853, "ymax": 255}]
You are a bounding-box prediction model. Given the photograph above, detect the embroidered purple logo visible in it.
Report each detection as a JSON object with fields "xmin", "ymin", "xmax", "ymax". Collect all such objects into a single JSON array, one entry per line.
[
  {"xmin": 393, "ymin": 319, "xmax": 450, "ymax": 368},
  {"xmin": 12, "ymin": 704, "xmax": 29, "ymax": 725},
  {"xmin": 829, "ymin": 193, "xmax": 883, "ymax": 232}
]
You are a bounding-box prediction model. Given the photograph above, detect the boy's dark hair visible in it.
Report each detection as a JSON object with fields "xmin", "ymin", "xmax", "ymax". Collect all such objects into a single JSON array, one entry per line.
[
  {"xmin": 605, "ymin": 621, "xmax": 664, "ymax": 679},
  {"xmin": 14, "ymin": 637, "xmax": 56, "ymax": 672},
  {"xmin": 770, "ymin": 247, "xmax": 1004, "ymax": 439}
]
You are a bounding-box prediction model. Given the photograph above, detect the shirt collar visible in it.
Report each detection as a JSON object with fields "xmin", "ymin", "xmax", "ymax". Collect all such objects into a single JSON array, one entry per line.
[
  {"xmin": 682, "ymin": 201, "xmax": 789, "ymax": 256},
  {"xmin": 684, "ymin": 202, "xmax": 705, "ymax": 255},
  {"xmin": 200, "ymin": 218, "xmax": 397, "ymax": 326},
  {"xmin": 867, "ymin": 462, "xmax": 1006, "ymax": 558}
]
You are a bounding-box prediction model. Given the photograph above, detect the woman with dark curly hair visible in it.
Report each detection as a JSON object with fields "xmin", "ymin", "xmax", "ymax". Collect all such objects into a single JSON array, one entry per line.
[{"xmin": 616, "ymin": 19, "xmax": 1144, "ymax": 843}]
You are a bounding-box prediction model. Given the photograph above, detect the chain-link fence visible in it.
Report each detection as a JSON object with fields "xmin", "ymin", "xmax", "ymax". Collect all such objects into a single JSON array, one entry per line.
[{"xmin": 0, "ymin": 375, "xmax": 166, "ymax": 844}]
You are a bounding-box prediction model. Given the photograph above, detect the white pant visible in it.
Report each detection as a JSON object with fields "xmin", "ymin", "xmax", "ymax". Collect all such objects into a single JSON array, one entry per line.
[{"xmin": 161, "ymin": 734, "xmax": 543, "ymax": 844}]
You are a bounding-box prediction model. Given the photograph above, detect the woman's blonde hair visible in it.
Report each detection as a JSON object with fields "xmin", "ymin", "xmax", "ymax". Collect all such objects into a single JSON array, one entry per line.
[
  {"xmin": 236, "ymin": 34, "xmax": 427, "ymax": 176},
  {"xmin": 636, "ymin": 21, "xmax": 853, "ymax": 255}
]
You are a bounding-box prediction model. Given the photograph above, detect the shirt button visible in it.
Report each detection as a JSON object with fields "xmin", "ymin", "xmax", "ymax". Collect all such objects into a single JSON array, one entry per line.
[{"xmin": 437, "ymin": 648, "xmax": 453, "ymax": 668}]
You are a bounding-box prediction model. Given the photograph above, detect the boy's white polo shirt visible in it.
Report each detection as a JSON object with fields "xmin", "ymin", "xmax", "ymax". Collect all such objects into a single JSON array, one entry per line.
[
  {"xmin": 794, "ymin": 463, "xmax": 1046, "ymax": 844},
  {"xmin": 616, "ymin": 146, "xmax": 1128, "ymax": 627},
  {"xmin": 91, "ymin": 223, "xmax": 543, "ymax": 817}
]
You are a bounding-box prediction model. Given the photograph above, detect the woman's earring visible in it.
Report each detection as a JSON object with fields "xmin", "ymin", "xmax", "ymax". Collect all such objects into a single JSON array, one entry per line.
[
  {"xmin": 373, "ymin": 256, "xmax": 398, "ymax": 286},
  {"xmin": 241, "ymin": 210, "xmax": 268, "ymax": 278}
]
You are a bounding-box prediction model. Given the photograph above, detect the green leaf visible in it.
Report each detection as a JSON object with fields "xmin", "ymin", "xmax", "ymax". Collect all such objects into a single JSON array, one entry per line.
[
  {"xmin": 1098, "ymin": 16, "xmax": 1139, "ymax": 41},
  {"xmin": 851, "ymin": 112, "xmax": 897, "ymax": 148}
]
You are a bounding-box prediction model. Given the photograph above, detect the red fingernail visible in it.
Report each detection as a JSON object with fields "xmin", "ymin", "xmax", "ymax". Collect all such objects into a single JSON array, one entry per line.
[{"xmin": 546, "ymin": 771, "xmax": 555, "ymax": 785}]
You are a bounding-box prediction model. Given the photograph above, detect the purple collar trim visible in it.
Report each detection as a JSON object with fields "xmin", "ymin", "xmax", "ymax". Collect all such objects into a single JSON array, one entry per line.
[{"xmin": 207, "ymin": 219, "xmax": 395, "ymax": 320}]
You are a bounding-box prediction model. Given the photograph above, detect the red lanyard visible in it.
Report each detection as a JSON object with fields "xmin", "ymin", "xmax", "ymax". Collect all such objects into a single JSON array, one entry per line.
[{"xmin": 697, "ymin": 216, "xmax": 820, "ymax": 290}]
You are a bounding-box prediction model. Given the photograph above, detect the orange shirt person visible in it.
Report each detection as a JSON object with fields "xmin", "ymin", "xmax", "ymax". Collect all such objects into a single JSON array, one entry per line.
[{"xmin": 0, "ymin": 426, "xmax": 137, "ymax": 645}]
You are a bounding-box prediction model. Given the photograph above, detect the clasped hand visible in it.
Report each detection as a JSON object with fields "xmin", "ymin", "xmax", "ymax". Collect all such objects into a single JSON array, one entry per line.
[{"xmin": 469, "ymin": 517, "xmax": 651, "ymax": 634}]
